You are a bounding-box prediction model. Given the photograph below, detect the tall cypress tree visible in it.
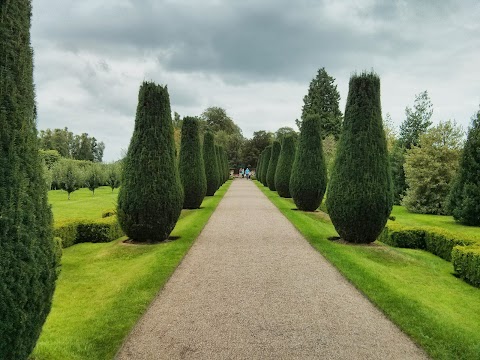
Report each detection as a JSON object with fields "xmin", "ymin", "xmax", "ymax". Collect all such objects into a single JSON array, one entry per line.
[
  {"xmin": 179, "ymin": 117, "xmax": 207, "ymax": 209},
  {"xmin": 260, "ymin": 146, "xmax": 272, "ymax": 186},
  {"xmin": 290, "ymin": 115, "xmax": 327, "ymax": 210},
  {"xmin": 203, "ymin": 132, "xmax": 219, "ymax": 195},
  {"xmin": 275, "ymin": 135, "xmax": 296, "ymax": 198},
  {"xmin": 214, "ymin": 144, "xmax": 222, "ymax": 188},
  {"xmin": 117, "ymin": 82, "xmax": 184, "ymax": 242},
  {"xmin": 267, "ymin": 141, "xmax": 281, "ymax": 191},
  {"xmin": 449, "ymin": 109, "xmax": 480, "ymax": 225},
  {"xmin": 327, "ymin": 72, "xmax": 393, "ymax": 243},
  {"xmin": 0, "ymin": 2, "xmax": 59, "ymax": 358},
  {"xmin": 256, "ymin": 154, "xmax": 263, "ymax": 181},
  {"xmin": 222, "ymin": 147, "xmax": 229, "ymax": 182}
]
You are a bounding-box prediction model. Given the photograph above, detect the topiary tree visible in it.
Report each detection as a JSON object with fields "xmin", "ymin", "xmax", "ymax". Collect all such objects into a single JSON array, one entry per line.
[
  {"xmin": 0, "ymin": 1, "xmax": 59, "ymax": 358},
  {"xmin": 221, "ymin": 146, "xmax": 229, "ymax": 182},
  {"xmin": 449, "ymin": 108, "xmax": 480, "ymax": 225},
  {"xmin": 215, "ymin": 144, "xmax": 223, "ymax": 188},
  {"xmin": 327, "ymin": 72, "xmax": 393, "ymax": 243},
  {"xmin": 179, "ymin": 117, "xmax": 207, "ymax": 209},
  {"xmin": 260, "ymin": 146, "xmax": 272, "ymax": 186},
  {"xmin": 275, "ymin": 135, "xmax": 296, "ymax": 198},
  {"xmin": 256, "ymin": 154, "xmax": 262, "ymax": 181},
  {"xmin": 290, "ymin": 115, "xmax": 327, "ymax": 210},
  {"xmin": 266, "ymin": 141, "xmax": 281, "ymax": 191},
  {"xmin": 203, "ymin": 132, "xmax": 219, "ymax": 196},
  {"xmin": 117, "ymin": 82, "xmax": 184, "ymax": 242}
]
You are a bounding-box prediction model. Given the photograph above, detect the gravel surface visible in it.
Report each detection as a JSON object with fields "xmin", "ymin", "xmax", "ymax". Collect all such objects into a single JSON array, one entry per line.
[{"xmin": 116, "ymin": 180, "xmax": 428, "ymax": 360}]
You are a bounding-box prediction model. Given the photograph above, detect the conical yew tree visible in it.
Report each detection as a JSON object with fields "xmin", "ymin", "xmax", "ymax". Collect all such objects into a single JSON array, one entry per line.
[
  {"xmin": 215, "ymin": 144, "xmax": 223, "ymax": 189},
  {"xmin": 275, "ymin": 135, "xmax": 296, "ymax": 197},
  {"xmin": 179, "ymin": 116, "xmax": 207, "ymax": 209},
  {"xmin": 260, "ymin": 146, "xmax": 272, "ymax": 186},
  {"xmin": 449, "ymin": 109, "xmax": 480, "ymax": 225},
  {"xmin": 327, "ymin": 72, "xmax": 393, "ymax": 243},
  {"xmin": 117, "ymin": 82, "xmax": 184, "ymax": 242},
  {"xmin": 267, "ymin": 141, "xmax": 281, "ymax": 191},
  {"xmin": 204, "ymin": 132, "xmax": 219, "ymax": 195},
  {"xmin": 257, "ymin": 154, "xmax": 263, "ymax": 181},
  {"xmin": 290, "ymin": 115, "xmax": 327, "ymax": 211},
  {"xmin": 0, "ymin": 2, "xmax": 59, "ymax": 358}
]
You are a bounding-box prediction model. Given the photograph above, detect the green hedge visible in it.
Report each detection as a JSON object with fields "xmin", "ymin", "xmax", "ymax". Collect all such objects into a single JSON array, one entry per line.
[
  {"xmin": 54, "ymin": 216, "xmax": 124, "ymax": 248},
  {"xmin": 452, "ymin": 246, "xmax": 480, "ymax": 287},
  {"xmin": 378, "ymin": 226, "xmax": 426, "ymax": 250}
]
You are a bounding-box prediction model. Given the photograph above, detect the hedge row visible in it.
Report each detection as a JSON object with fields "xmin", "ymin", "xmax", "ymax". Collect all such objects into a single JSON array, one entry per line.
[
  {"xmin": 452, "ymin": 246, "xmax": 480, "ymax": 287},
  {"xmin": 54, "ymin": 216, "xmax": 124, "ymax": 248}
]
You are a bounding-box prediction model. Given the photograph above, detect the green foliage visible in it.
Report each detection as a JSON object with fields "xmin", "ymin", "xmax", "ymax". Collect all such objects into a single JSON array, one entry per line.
[
  {"xmin": 105, "ymin": 162, "xmax": 121, "ymax": 192},
  {"xmin": 399, "ymin": 90, "xmax": 433, "ymax": 149},
  {"xmin": 39, "ymin": 149, "xmax": 61, "ymax": 169},
  {"xmin": 266, "ymin": 141, "xmax": 281, "ymax": 191},
  {"xmin": 242, "ymin": 130, "xmax": 273, "ymax": 168},
  {"xmin": 215, "ymin": 144, "xmax": 223, "ymax": 189},
  {"xmin": 402, "ymin": 120, "xmax": 463, "ymax": 215},
  {"xmin": 55, "ymin": 159, "xmax": 84, "ymax": 199},
  {"xmin": 260, "ymin": 146, "xmax": 271, "ymax": 186},
  {"xmin": 54, "ymin": 216, "xmax": 124, "ymax": 248},
  {"xmin": 290, "ymin": 115, "xmax": 327, "ymax": 211},
  {"xmin": 389, "ymin": 141, "xmax": 407, "ymax": 204},
  {"xmin": 203, "ymin": 132, "xmax": 220, "ymax": 196},
  {"xmin": 275, "ymin": 127, "xmax": 298, "ymax": 143},
  {"xmin": 274, "ymin": 135, "xmax": 296, "ymax": 198},
  {"xmin": 301, "ymin": 67, "xmax": 343, "ymax": 139},
  {"xmin": 179, "ymin": 117, "xmax": 207, "ymax": 208},
  {"xmin": 449, "ymin": 109, "xmax": 480, "ymax": 225},
  {"xmin": 322, "ymin": 134, "xmax": 337, "ymax": 178},
  {"xmin": 84, "ymin": 163, "xmax": 105, "ymax": 196},
  {"xmin": 452, "ymin": 245, "xmax": 480, "ymax": 288},
  {"xmin": 327, "ymin": 72, "xmax": 393, "ymax": 243},
  {"xmin": 0, "ymin": 1, "xmax": 59, "ymax": 358},
  {"xmin": 117, "ymin": 82, "xmax": 184, "ymax": 242}
]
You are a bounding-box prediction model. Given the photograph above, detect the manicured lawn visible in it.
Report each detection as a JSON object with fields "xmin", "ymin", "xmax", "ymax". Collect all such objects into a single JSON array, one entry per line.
[
  {"xmin": 49, "ymin": 186, "xmax": 119, "ymax": 221},
  {"xmin": 256, "ymin": 182, "xmax": 480, "ymax": 360},
  {"xmin": 32, "ymin": 181, "xmax": 231, "ymax": 360},
  {"xmin": 390, "ymin": 206, "xmax": 480, "ymax": 242}
]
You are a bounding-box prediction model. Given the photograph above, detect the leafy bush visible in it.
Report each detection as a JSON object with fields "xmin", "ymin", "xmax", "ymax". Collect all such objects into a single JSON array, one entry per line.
[
  {"xmin": 275, "ymin": 135, "xmax": 296, "ymax": 197},
  {"xmin": 266, "ymin": 141, "xmax": 281, "ymax": 191},
  {"xmin": 378, "ymin": 226, "xmax": 427, "ymax": 249},
  {"xmin": 452, "ymin": 246, "xmax": 480, "ymax": 287}
]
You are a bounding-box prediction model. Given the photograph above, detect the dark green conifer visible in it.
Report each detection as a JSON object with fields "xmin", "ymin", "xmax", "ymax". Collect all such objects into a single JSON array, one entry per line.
[
  {"xmin": 179, "ymin": 117, "xmax": 207, "ymax": 209},
  {"xmin": 117, "ymin": 82, "xmax": 184, "ymax": 242},
  {"xmin": 0, "ymin": 2, "xmax": 59, "ymax": 358},
  {"xmin": 203, "ymin": 132, "xmax": 219, "ymax": 195},
  {"xmin": 449, "ymin": 109, "xmax": 480, "ymax": 225},
  {"xmin": 290, "ymin": 115, "xmax": 327, "ymax": 210},
  {"xmin": 267, "ymin": 141, "xmax": 281, "ymax": 191},
  {"xmin": 327, "ymin": 72, "xmax": 393, "ymax": 243},
  {"xmin": 214, "ymin": 144, "xmax": 222, "ymax": 188},
  {"xmin": 275, "ymin": 135, "xmax": 296, "ymax": 197},
  {"xmin": 260, "ymin": 146, "xmax": 272, "ymax": 186},
  {"xmin": 257, "ymin": 154, "xmax": 263, "ymax": 181}
]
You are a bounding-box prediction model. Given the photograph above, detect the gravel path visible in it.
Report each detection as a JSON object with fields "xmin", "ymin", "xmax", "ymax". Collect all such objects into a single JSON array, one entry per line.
[{"xmin": 116, "ymin": 180, "xmax": 427, "ymax": 360}]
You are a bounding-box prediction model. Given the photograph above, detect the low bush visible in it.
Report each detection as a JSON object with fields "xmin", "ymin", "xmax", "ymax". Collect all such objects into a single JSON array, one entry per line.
[
  {"xmin": 452, "ymin": 245, "xmax": 480, "ymax": 287},
  {"xmin": 54, "ymin": 216, "xmax": 124, "ymax": 248},
  {"xmin": 378, "ymin": 226, "xmax": 426, "ymax": 250},
  {"xmin": 101, "ymin": 209, "xmax": 116, "ymax": 218},
  {"xmin": 425, "ymin": 231, "xmax": 475, "ymax": 261}
]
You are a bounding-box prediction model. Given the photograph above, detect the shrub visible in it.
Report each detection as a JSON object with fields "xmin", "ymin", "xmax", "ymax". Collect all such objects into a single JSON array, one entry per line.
[
  {"xmin": 260, "ymin": 146, "xmax": 272, "ymax": 186},
  {"xmin": 179, "ymin": 117, "xmax": 207, "ymax": 209},
  {"xmin": 102, "ymin": 209, "xmax": 116, "ymax": 218},
  {"xmin": 290, "ymin": 114, "xmax": 327, "ymax": 211},
  {"xmin": 452, "ymin": 246, "xmax": 480, "ymax": 288},
  {"xmin": 203, "ymin": 132, "xmax": 220, "ymax": 196},
  {"xmin": 0, "ymin": 2, "xmax": 59, "ymax": 358},
  {"xmin": 378, "ymin": 226, "xmax": 427, "ymax": 249},
  {"xmin": 449, "ymin": 109, "xmax": 480, "ymax": 225},
  {"xmin": 266, "ymin": 141, "xmax": 281, "ymax": 191},
  {"xmin": 275, "ymin": 135, "xmax": 296, "ymax": 198},
  {"xmin": 327, "ymin": 72, "xmax": 393, "ymax": 243},
  {"xmin": 117, "ymin": 82, "xmax": 184, "ymax": 242}
]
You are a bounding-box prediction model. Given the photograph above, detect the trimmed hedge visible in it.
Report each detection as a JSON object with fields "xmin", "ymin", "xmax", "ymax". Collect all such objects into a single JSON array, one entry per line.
[
  {"xmin": 54, "ymin": 216, "xmax": 124, "ymax": 248},
  {"xmin": 452, "ymin": 246, "xmax": 480, "ymax": 287}
]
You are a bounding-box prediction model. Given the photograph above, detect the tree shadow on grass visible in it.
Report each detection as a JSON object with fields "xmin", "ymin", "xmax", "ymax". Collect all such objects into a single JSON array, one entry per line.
[{"xmin": 122, "ymin": 236, "xmax": 181, "ymax": 245}]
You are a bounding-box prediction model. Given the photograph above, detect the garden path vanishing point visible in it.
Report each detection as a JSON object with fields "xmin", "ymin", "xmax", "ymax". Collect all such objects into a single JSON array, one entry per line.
[{"xmin": 116, "ymin": 179, "xmax": 428, "ymax": 360}]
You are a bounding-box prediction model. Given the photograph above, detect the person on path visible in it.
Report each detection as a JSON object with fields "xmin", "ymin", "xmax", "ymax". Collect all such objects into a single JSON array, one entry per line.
[
  {"xmin": 239, "ymin": 168, "xmax": 244, "ymax": 178},
  {"xmin": 245, "ymin": 167, "xmax": 251, "ymax": 180}
]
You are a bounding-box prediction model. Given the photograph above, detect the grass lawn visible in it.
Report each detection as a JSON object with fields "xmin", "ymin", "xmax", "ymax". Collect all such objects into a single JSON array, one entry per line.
[
  {"xmin": 390, "ymin": 206, "xmax": 480, "ymax": 242},
  {"xmin": 49, "ymin": 186, "xmax": 119, "ymax": 221},
  {"xmin": 256, "ymin": 181, "xmax": 480, "ymax": 360},
  {"xmin": 32, "ymin": 181, "xmax": 232, "ymax": 360}
]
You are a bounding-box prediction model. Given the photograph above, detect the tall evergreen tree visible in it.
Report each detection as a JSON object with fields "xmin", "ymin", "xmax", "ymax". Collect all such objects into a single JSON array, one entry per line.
[
  {"xmin": 256, "ymin": 154, "xmax": 262, "ymax": 180},
  {"xmin": 117, "ymin": 82, "xmax": 184, "ymax": 242},
  {"xmin": 449, "ymin": 109, "xmax": 480, "ymax": 225},
  {"xmin": 327, "ymin": 72, "xmax": 393, "ymax": 244},
  {"xmin": 301, "ymin": 67, "xmax": 343, "ymax": 139},
  {"xmin": 179, "ymin": 117, "xmax": 207, "ymax": 209},
  {"xmin": 260, "ymin": 146, "xmax": 272, "ymax": 186},
  {"xmin": 0, "ymin": 2, "xmax": 59, "ymax": 358},
  {"xmin": 266, "ymin": 141, "xmax": 281, "ymax": 191},
  {"xmin": 215, "ymin": 144, "xmax": 223, "ymax": 188},
  {"xmin": 290, "ymin": 115, "xmax": 327, "ymax": 210},
  {"xmin": 203, "ymin": 132, "xmax": 219, "ymax": 196},
  {"xmin": 275, "ymin": 135, "xmax": 296, "ymax": 198}
]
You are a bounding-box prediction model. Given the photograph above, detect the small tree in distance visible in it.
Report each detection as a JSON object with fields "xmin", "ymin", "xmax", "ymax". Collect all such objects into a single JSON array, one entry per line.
[{"xmin": 106, "ymin": 162, "xmax": 122, "ymax": 192}]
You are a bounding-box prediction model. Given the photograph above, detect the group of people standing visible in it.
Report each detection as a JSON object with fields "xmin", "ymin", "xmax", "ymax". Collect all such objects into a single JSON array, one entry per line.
[{"xmin": 239, "ymin": 167, "xmax": 251, "ymax": 180}]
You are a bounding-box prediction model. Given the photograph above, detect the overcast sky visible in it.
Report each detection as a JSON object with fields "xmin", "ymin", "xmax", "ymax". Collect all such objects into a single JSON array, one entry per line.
[{"xmin": 32, "ymin": 0, "xmax": 480, "ymax": 161}]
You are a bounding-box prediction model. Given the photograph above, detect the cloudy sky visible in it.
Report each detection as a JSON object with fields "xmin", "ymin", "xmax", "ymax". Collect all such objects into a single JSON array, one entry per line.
[{"xmin": 32, "ymin": 0, "xmax": 480, "ymax": 161}]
